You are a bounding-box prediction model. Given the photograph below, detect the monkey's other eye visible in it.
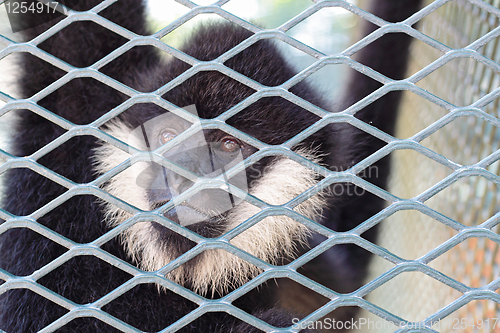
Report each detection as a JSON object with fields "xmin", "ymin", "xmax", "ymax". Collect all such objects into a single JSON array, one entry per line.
[
  {"xmin": 159, "ymin": 129, "xmax": 176, "ymax": 145},
  {"xmin": 220, "ymin": 137, "xmax": 240, "ymax": 153}
]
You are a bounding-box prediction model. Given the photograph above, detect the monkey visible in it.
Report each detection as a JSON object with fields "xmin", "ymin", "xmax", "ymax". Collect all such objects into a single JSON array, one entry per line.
[{"xmin": 0, "ymin": 0, "xmax": 422, "ymax": 332}]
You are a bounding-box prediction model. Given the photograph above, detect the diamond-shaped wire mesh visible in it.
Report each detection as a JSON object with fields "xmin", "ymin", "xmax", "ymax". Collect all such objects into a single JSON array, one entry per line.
[
  {"xmin": 360, "ymin": 1, "xmax": 500, "ymax": 332},
  {"xmin": 0, "ymin": 0, "xmax": 499, "ymax": 332}
]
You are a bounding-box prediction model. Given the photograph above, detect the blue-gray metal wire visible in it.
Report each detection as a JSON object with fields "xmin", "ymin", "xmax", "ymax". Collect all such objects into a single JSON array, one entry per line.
[{"xmin": 1, "ymin": 0, "xmax": 500, "ymax": 332}]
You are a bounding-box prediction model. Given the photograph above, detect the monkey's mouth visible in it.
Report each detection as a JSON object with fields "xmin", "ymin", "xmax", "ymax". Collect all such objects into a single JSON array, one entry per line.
[
  {"xmin": 151, "ymin": 201, "xmax": 214, "ymax": 227},
  {"xmin": 150, "ymin": 201, "xmax": 227, "ymax": 242},
  {"xmin": 163, "ymin": 205, "xmax": 210, "ymax": 226}
]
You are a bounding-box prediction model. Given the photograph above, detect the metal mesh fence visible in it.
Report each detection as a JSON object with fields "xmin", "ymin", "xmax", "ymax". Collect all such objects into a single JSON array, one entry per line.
[
  {"xmin": 0, "ymin": 0, "xmax": 499, "ymax": 332},
  {"xmin": 361, "ymin": 1, "xmax": 500, "ymax": 332}
]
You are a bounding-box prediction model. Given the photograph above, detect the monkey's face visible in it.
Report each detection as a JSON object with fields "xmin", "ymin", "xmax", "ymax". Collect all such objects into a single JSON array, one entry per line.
[
  {"xmin": 93, "ymin": 106, "xmax": 326, "ymax": 295},
  {"xmin": 130, "ymin": 106, "xmax": 253, "ymax": 231}
]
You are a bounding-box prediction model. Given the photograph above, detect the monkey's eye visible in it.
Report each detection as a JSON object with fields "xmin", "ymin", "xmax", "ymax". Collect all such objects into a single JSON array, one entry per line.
[
  {"xmin": 159, "ymin": 129, "xmax": 176, "ymax": 145},
  {"xmin": 220, "ymin": 137, "xmax": 240, "ymax": 153}
]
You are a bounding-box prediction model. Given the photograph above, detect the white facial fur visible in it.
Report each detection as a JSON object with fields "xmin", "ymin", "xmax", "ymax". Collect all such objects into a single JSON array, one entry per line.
[{"xmin": 93, "ymin": 120, "xmax": 327, "ymax": 295}]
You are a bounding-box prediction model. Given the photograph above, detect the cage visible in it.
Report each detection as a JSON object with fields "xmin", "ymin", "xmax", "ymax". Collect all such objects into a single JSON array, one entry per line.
[{"xmin": 0, "ymin": 0, "xmax": 499, "ymax": 332}]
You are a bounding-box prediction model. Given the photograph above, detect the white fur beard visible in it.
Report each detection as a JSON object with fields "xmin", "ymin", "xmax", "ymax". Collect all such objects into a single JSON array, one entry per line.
[{"xmin": 93, "ymin": 121, "xmax": 327, "ymax": 295}]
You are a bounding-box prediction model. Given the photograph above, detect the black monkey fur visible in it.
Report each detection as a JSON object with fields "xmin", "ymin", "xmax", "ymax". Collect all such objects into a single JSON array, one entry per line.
[{"xmin": 0, "ymin": 0, "xmax": 422, "ymax": 332}]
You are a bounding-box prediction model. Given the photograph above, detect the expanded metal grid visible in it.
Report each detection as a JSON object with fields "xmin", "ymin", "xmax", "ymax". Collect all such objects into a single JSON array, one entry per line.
[
  {"xmin": 0, "ymin": 0, "xmax": 499, "ymax": 332},
  {"xmin": 362, "ymin": 1, "xmax": 500, "ymax": 331}
]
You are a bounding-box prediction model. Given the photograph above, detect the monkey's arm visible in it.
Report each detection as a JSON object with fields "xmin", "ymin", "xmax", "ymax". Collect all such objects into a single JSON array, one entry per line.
[
  {"xmin": 338, "ymin": 0, "xmax": 423, "ymax": 238},
  {"xmin": 348, "ymin": 0, "xmax": 422, "ymax": 138},
  {"xmin": 293, "ymin": 0, "xmax": 424, "ymax": 322}
]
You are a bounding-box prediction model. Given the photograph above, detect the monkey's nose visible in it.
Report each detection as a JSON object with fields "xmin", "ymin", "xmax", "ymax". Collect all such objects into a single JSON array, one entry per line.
[{"xmin": 163, "ymin": 170, "xmax": 193, "ymax": 195}]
